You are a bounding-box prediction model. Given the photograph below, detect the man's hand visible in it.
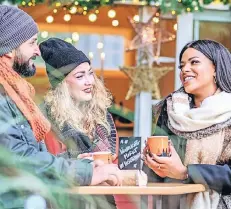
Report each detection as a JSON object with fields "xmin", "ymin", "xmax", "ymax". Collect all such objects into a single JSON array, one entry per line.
[{"xmin": 90, "ymin": 163, "xmax": 123, "ymax": 186}]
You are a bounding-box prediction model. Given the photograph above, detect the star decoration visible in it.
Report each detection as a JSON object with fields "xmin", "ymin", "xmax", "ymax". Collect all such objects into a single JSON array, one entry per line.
[
  {"xmin": 120, "ymin": 63, "xmax": 173, "ymax": 100},
  {"xmin": 126, "ymin": 10, "xmax": 176, "ymax": 57},
  {"xmin": 126, "ymin": 12, "xmax": 157, "ymax": 51}
]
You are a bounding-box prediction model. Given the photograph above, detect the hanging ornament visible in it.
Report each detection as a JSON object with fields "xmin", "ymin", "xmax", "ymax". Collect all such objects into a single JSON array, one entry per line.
[
  {"xmin": 126, "ymin": 10, "xmax": 176, "ymax": 58},
  {"xmin": 120, "ymin": 49, "xmax": 173, "ymax": 100}
]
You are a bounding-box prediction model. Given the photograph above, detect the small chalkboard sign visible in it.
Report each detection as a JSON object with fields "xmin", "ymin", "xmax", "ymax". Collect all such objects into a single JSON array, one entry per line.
[{"xmin": 118, "ymin": 137, "xmax": 142, "ymax": 170}]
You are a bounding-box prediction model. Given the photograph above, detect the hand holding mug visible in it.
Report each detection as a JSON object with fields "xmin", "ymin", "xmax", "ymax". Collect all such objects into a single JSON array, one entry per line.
[{"xmin": 144, "ymin": 144, "xmax": 187, "ymax": 180}]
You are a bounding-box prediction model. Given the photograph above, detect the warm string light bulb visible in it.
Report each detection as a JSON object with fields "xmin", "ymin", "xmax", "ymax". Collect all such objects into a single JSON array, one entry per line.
[
  {"xmin": 89, "ymin": 13, "xmax": 97, "ymax": 22},
  {"xmin": 72, "ymin": 32, "xmax": 79, "ymax": 42},
  {"xmin": 97, "ymin": 42, "xmax": 104, "ymax": 49},
  {"xmin": 41, "ymin": 31, "xmax": 49, "ymax": 39},
  {"xmin": 112, "ymin": 20, "xmax": 119, "ymax": 27},
  {"xmin": 70, "ymin": 6, "xmax": 77, "ymax": 14},
  {"xmin": 133, "ymin": 15, "xmax": 139, "ymax": 22},
  {"xmin": 108, "ymin": 9, "xmax": 116, "ymax": 18},
  {"xmin": 64, "ymin": 14, "xmax": 71, "ymax": 22},
  {"xmin": 56, "ymin": 2, "xmax": 61, "ymax": 7},
  {"xmin": 153, "ymin": 17, "xmax": 159, "ymax": 23},
  {"xmin": 174, "ymin": 23, "xmax": 177, "ymax": 31},
  {"xmin": 46, "ymin": 15, "xmax": 54, "ymax": 23},
  {"xmin": 89, "ymin": 52, "xmax": 94, "ymax": 60}
]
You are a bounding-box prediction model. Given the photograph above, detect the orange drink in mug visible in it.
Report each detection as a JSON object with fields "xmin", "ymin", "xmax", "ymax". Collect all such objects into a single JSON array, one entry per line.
[
  {"xmin": 147, "ymin": 136, "xmax": 169, "ymax": 157},
  {"xmin": 92, "ymin": 151, "xmax": 112, "ymax": 164}
]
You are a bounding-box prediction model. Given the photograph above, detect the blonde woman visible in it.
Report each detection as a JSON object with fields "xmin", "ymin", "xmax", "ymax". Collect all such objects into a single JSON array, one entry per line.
[
  {"xmin": 39, "ymin": 38, "xmax": 119, "ymax": 209},
  {"xmin": 40, "ymin": 38, "xmax": 117, "ymax": 159}
]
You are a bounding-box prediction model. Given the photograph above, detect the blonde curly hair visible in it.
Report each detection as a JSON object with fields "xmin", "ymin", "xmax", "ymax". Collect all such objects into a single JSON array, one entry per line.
[{"xmin": 44, "ymin": 74, "xmax": 112, "ymax": 137}]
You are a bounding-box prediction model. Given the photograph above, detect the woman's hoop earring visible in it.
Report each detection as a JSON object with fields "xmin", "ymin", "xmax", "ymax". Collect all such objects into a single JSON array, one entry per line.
[{"xmin": 214, "ymin": 76, "xmax": 217, "ymax": 84}]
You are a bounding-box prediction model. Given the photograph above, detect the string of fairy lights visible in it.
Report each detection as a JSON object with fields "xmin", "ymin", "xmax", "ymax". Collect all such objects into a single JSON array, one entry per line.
[
  {"xmin": 17, "ymin": 0, "xmax": 227, "ymax": 26},
  {"xmin": 16, "ymin": 0, "xmax": 228, "ymax": 28},
  {"xmin": 45, "ymin": 4, "xmax": 120, "ymax": 27},
  {"xmin": 39, "ymin": 8, "xmax": 178, "ymax": 65}
]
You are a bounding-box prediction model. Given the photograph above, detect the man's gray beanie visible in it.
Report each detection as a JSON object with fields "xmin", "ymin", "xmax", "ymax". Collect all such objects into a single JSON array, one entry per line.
[{"xmin": 0, "ymin": 5, "xmax": 38, "ymax": 56}]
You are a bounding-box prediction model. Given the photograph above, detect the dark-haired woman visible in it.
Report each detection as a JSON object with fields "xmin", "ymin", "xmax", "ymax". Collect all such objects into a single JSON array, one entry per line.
[{"xmin": 144, "ymin": 40, "xmax": 231, "ymax": 209}]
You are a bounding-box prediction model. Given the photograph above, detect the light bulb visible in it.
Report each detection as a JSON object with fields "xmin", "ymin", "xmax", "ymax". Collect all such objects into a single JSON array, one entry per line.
[
  {"xmin": 64, "ymin": 14, "xmax": 71, "ymax": 22},
  {"xmin": 46, "ymin": 15, "xmax": 54, "ymax": 23},
  {"xmin": 41, "ymin": 31, "xmax": 49, "ymax": 39},
  {"xmin": 97, "ymin": 42, "xmax": 103, "ymax": 49},
  {"xmin": 153, "ymin": 17, "xmax": 159, "ymax": 23},
  {"xmin": 174, "ymin": 23, "xmax": 177, "ymax": 31},
  {"xmin": 89, "ymin": 13, "xmax": 97, "ymax": 22},
  {"xmin": 89, "ymin": 52, "xmax": 94, "ymax": 59},
  {"xmin": 72, "ymin": 32, "xmax": 79, "ymax": 42},
  {"xmin": 70, "ymin": 6, "xmax": 77, "ymax": 14},
  {"xmin": 108, "ymin": 9, "xmax": 116, "ymax": 18},
  {"xmin": 133, "ymin": 15, "xmax": 139, "ymax": 22},
  {"xmin": 55, "ymin": 2, "xmax": 61, "ymax": 7},
  {"xmin": 112, "ymin": 20, "xmax": 119, "ymax": 27}
]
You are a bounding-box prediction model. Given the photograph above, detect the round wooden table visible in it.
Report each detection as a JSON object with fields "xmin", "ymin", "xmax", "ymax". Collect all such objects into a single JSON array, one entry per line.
[{"xmin": 66, "ymin": 183, "xmax": 206, "ymax": 209}]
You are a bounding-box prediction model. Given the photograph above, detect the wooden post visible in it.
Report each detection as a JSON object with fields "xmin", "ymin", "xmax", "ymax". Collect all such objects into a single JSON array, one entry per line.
[{"xmin": 174, "ymin": 13, "xmax": 194, "ymax": 90}]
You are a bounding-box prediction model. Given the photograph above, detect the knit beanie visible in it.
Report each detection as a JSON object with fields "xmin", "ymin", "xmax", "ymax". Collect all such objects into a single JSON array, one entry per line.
[
  {"xmin": 39, "ymin": 38, "xmax": 90, "ymax": 88},
  {"xmin": 0, "ymin": 5, "xmax": 38, "ymax": 56}
]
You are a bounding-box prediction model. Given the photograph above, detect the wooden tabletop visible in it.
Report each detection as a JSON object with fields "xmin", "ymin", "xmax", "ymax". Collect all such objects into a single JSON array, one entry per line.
[{"xmin": 67, "ymin": 183, "xmax": 206, "ymax": 195}]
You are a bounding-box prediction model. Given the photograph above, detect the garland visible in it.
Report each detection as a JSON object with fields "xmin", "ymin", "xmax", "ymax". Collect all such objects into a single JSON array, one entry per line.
[{"xmin": 2, "ymin": 0, "xmax": 230, "ymax": 14}]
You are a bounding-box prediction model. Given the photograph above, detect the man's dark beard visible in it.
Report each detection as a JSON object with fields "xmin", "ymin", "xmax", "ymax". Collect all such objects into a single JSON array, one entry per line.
[{"xmin": 12, "ymin": 52, "xmax": 36, "ymax": 77}]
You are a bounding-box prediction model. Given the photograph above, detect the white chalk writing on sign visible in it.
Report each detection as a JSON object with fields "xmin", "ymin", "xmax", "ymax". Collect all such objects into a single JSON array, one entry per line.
[
  {"xmin": 119, "ymin": 139, "xmax": 140, "ymax": 155},
  {"xmin": 118, "ymin": 137, "xmax": 141, "ymax": 170}
]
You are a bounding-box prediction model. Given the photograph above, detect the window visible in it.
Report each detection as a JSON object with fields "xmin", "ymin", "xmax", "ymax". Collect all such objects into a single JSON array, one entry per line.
[{"xmin": 36, "ymin": 32, "xmax": 124, "ymax": 70}]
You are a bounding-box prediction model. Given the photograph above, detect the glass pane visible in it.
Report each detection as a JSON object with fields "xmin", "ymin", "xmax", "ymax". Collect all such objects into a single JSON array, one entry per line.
[
  {"xmin": 36, "ymin": 32, "xmax": 124, "ymax": 69},
  {"xmin": 199, "ymin": 21, "xmax": 231, "ymax": 51}
]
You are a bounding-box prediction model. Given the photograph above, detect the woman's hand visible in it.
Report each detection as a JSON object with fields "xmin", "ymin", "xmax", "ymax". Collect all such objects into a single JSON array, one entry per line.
[{"xmin": 144, "ymin": 144, "xmax": 187, "ymax": 180}]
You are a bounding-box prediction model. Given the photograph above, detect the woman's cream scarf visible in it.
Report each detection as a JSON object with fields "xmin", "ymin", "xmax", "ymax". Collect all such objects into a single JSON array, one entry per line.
[{"xmin": 167, "ymin": 89, "xmax": 231, "ymax": 209}]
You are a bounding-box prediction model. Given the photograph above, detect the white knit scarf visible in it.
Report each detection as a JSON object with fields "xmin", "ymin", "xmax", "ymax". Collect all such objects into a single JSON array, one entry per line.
[
  {"xmin": 167, "ymin": 89, "xmax": 231, "ymax": 132},
  {"xmin": 167, "ymin": 89, "xmax": 231, "ymax": 209}
]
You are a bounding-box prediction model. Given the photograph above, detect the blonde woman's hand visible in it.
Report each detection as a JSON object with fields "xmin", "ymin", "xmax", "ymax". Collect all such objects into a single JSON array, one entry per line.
[
  {"xmin": 90, "ymin": 164, "xmax": 123, "ymax": 186},
  {"xmin": 77, "ymin": 153, "xmax": 93, "ymax": 160},
  {"xmin": 144, "ymin": 145, "xmax": 187, "ymax": 180}
]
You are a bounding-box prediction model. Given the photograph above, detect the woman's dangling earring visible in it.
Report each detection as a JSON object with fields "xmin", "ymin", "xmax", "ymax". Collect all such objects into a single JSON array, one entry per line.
[{"xmin": 214, "ymin": 75, "xmax": 217, "ymax": 84}]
